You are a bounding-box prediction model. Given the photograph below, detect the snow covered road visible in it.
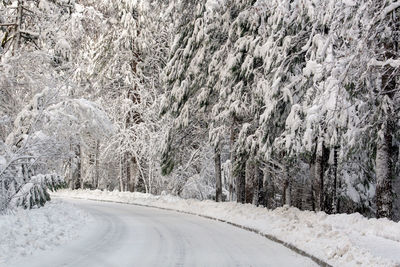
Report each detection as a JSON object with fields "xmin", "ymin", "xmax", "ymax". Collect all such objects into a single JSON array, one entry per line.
[{"xmin": 11, "ymin": 198, "xmax": 317, "ymax": 267}]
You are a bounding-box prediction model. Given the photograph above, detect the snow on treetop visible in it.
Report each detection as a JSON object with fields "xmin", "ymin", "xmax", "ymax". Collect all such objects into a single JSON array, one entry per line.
[
  {"xmin": 46, "ymin": 98, "xmax": 115, "ymax": 138},
  {"xmin": 206, "ymin": 0, "xmax": 225, "ymax": 13}
]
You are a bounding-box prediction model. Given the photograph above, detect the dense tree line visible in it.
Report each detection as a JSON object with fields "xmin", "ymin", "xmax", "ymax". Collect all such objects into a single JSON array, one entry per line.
[
  {"xmin": 0, "ymin": 0, "xmax": 399, "ymax": 221},
  {"xmin": 160, "ymin": 0, "xmax": 400, "ymax": 220}
]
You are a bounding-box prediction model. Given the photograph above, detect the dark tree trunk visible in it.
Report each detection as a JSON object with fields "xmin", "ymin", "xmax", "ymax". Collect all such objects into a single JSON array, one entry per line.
[
  {"xmin": 270, "ymin": 176, "xmax": 276, "ymax": 209},
  {"xmin": 296, "ymin": 183, "xmax": 303, "ymax": 210},
  {"xmin": 230, "ymin": 117, "xmax": 238, "ymax": 201},
  {"xmin": 74, "ymin": 144, "xmax": 82, "ymax": 190},
  {"xmin": 310, "ymin": 160, "xmax": 315, "ymax": 211},
  {"xmin": 376, "ymin": 121, "xmax": 394, "ymax": 219},
  {"xmin": 215, "ymin": 146, "xmax": 222, "ymax": 202},
  {"xmin": 332, "ymin": 146, "xmax": 339, "ymax": 213},
  {"xmin": 228, "ymin": 174, "xmax": 234, "ymax": 201},
  {"xmin": 236, "ymin": 159, "xmax": 246, "ymax": 204},
  {"xmin": 259, "ymin": 169, "xmax": 268, "ymax": 207},
  {"xmin": 376, "ymin": 30, "xmax": 397, "ymax": 219},
  {"xmin": 282, "ymin": 168, "xmax": 291, "ymax": 206},
  {"xmin": 127, "ymin": 156, "xmax": 136, "ymax": 192},
  {"xmin": 126, "ymin": 154, "xmax": 132, "ymax": 191},
  {"xmin": 121, "ymin": 40, "xmax": 141, "ymax": 193},
  {"xmin": 94, "ymin": 140, "xmax": 100, "ymax": 188},
  {"xmin": 252, "ymin": 163, "xmax": 263, "ymax": 206},
  {"xmin": 375, "ymin": 3, "xmax": 400, "ymax": 219},
  {"xmin": 313, "ymin": 139, "xmax": 324, "ymax": 212},
  {"xmin": 245, "ymin": 160, "xmax": 255, "ymax": 203},
  {"xmin": 119, "ymin": 153, "xmax": 124, "ymax": 192}
]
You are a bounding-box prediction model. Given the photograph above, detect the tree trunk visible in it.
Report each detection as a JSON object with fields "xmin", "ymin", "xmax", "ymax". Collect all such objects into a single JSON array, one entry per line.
[
  {"xmin": 252, "ymin": 163, "xmax": 263, "ymax": 206},
  {"xmin": 230, "ymin": 117, "xmax": 237, "ymax": 201},
  {"xmin": 225, "ymin": 160, "xmax": 234, "ymax": 201},
  {"xmin": 126, "ymin": 154, "xmax": 132, "ymax": 191},
  {"xmin": 119, "ymin": 153, "xmax": 124, "ymax": 192},
  {"xmin": 270, "ymin": 175, "xmax": 276, "ymax": 209},
  {"xmin": 376, "ymin": 121, "xmax": 394, "ymax": 219},
  {"xmin": 228, "ymin": 164, "xmax": 234, "ymax": 201},
  {"xmin": 309, "ymin": 160, "xmax": 315, "ymax": 211},
  {"xmin": 282, "ymin": 168, "xmax": 291, "ymax": 206},
  {"xmin": 245, "ymin": 160, "xmax": 255, "ymax": 203},
  {"xmin": 148, "ymin": 164, "xmax": 153, "ymax": 194},
  {"xmin": 11, "ymin": 1, "xmax": 23, "ymax": 55},
  {"xmin": 331, "ymin": 145, "xmax": 339, "ymax": 213},
  {"xmin": 236, "ymin": 162, "xmax": 246, "ymax": 204},
  {"xmin": 259, "ymin": 169, "xmax": 268, "ymax": 207},
  {"xmin": 74, "ymin": 144, "xmax": 82, "ymax": 189},
  {"xmin": 94, "ymin": 140, "xmax": 100, "ymax": 188},
  {"xmin": 375, "ymin": 25, "xmax": 396, "ymax": 219},
  {"xmin": 337, "ymin": 175, "xmax": 342, "ymax": 213},
  {"xmin": 313, "ymin": 139, "xmax": 324, "ymax": 212},
  {"xmin": 235, "ymin": 155, "xmax": 246, "ymax": 204},
  {"xmin": 215, "ymin": 146, "xmax": 222, "ymax": 202},
  {"xmin": 296, "ymin": 183, "xmax": 303, "ymax": 210}
]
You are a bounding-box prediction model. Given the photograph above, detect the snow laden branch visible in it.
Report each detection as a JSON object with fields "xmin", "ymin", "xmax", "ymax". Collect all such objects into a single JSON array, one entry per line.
[{"xmin": 368, "ymin": 58, "xmax": 400, "ymax": 68}]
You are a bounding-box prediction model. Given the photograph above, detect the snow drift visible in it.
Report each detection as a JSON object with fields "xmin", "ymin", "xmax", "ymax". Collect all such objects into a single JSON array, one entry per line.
[{"xmin": 0, "ymin": 200, "xmax": 91, "ymax": 266}]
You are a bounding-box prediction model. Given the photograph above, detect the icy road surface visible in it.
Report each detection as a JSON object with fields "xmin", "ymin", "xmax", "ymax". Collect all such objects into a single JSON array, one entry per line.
[{"xmin": 12, "ymin": 198, "xmax": 317, "ymax": 267}]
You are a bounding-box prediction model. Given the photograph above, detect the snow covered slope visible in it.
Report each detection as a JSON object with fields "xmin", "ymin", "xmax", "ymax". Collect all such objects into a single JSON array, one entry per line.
[
  {"xmin": 0, "ymin": 199, "xmax": 91, "ymax": 266},
  {"xmin": 54, "ymin": 189, "xmax": 400, "ymax": 267}
]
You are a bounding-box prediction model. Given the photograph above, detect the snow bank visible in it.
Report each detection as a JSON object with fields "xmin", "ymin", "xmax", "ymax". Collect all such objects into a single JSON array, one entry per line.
[
  {"xmin": 54, "ymin": 189, "xmax": 400, "ymax": 267},
  {"xmin": 0, "ymin": 199, "xmax": 91, "ymax": 265}
]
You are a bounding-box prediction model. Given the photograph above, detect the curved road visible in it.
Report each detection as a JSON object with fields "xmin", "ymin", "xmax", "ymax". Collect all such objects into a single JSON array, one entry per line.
[{"xmin": 14, "ymin": 198, "xmax": 317, "ymax": 267}]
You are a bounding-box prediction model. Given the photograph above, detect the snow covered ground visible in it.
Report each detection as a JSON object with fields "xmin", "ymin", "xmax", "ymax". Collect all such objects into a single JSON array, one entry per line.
[
  {"xmin": 53, "ymin": 189, "xmax": 400, "ymax": 267},
  {"xmin": 0, "ymin": 199, "xmax": 91, "ymax": 266},
  {"xmin": 11, "ymin": 198, "xmax": 317, "ymax": 267}
]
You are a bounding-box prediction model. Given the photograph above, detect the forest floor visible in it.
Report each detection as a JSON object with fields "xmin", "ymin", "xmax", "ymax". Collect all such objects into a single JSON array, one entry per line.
[{"xmin": 53, "ymin": 189, "xmax": 400, "ymax": 267}]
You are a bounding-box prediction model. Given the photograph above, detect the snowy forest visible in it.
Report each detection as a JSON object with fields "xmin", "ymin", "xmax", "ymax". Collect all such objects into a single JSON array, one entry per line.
[{"xmin": 0, "ymin": 0, "xmax": 399, "ymax": 221}]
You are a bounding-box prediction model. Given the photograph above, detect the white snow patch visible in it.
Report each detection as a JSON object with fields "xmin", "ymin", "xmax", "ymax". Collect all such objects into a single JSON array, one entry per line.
[
  {"xmin": 75, "ymin": 3, "xmax": 85, "ymax": 13},
  {"xmin": 303, "ymin": 60, "xmax": 323, "ymax": 81},
  {"xmin": 0, "ymin": 200, "xmax": 91, "ymax": 266},
  {"xmin": 342, "ymin": 0, "xmax": 357, "ymax": 7},
  {"xmin": 0, "ymin": 156, "xmax": 6, "ymax": 170},
  {"xmin": 206, "ymin": 0, "xmax": 225, "ymax": 12}
]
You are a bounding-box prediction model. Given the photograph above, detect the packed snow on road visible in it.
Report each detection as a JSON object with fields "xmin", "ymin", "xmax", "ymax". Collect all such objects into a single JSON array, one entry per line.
[{"xmin": 2, "ymin": 190, "xmax": 399, "ymax": 267}]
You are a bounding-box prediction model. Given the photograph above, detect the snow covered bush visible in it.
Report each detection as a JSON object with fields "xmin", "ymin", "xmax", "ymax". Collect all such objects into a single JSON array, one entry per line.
[
  {"xmin": 0, "ymin": 146, "xmax": 66, "ymax": 213},
  {"xmin": 9, "ymin": 174, "xmax": 66, "ymax": 210}
]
